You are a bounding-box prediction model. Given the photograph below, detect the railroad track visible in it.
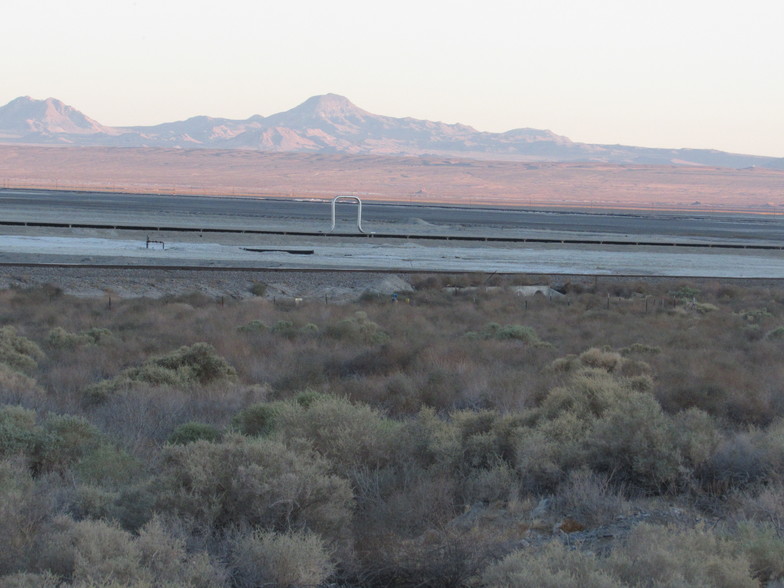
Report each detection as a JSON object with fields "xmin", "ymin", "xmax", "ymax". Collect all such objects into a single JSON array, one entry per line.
[{"xmin": 1, "ymin": 220, "xmax": 781, "ymax": 250}]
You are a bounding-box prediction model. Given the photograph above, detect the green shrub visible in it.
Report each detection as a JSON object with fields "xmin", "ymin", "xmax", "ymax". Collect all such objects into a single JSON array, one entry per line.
[
  {"xmin": 155, "ymin": 435, "xmax": 353, "ymax": 544},
  {"xmin": 605, "ymin": 523, "xmax": 757, "ymax": 588},
  {"xmin": 325, "ymin": 311, "xmax": 389, "ymax": 344},
  {"xmin": 237, "ymin": 319, "xmax": 268, "ymax": 333},
  {"xmin": 33, "ymin": 413, "xmax": 102, "ymax": 474},
  {"xmin": 0, "ymin": 459, "xmax": 44, "ymax": 575},
  {"xmin": 766, "ymin": 326, "xmax": 784, "ymax": 340},
  {"xmin": 35, "ymin": 516, "xmax": 145, "ymax": 585},
  {"xmin": 167, "ymin": 422, "xmax": 222, "ymax": 445},
  {"xmin": 466, "ymin": 323, "xmax": 541, "ymax": 344},
  {"xmin": 670, "ymin": 285, "xmax": 700, "ymax": 300},
  {"xmin": 84, "ymin": 342, "xmax": 237, "ymax": 401},
  {"xmin": 0, "ymin": 327, "xmax": 44, "ymax": 374},
  {"xmin": 0, "ymin": 407, "xmax": 101, "ymax": 475},
  {"xmin": 0, "ymin": 405, "xmax": 38, "ymax": 459},
  {"xmin": 46, "ymin": 327, "xmax": 91, "ymax": 349},
  {"xmin": 479, "ymin": 541, "xmax": 622, "ymax": 588},
  {"xmin": 273, "ymin": 395, "xmax": 401, "ymax": 476},
  {"xmin": 518, "ymin": 367, "xmax": 684, "ymax": 491},
  {"xmin": 229, "ymin": 529, "xmax": 334, "ymax": 588},
  {"xmin": 46, "ymin": 327, "xmax": 116, "ymax": 350},
  {"xmin": 271, "ymin": 320, "xmax": 298, "ymax": 337},
  {"xmin": 232, "ymin": 402, "xmax": 289, "ymax": 437},
  {"xmin": 249, "ymin": 282, "xmax": 267, "ymax": 296},
  {"xmin": 136, "ymin": 516, "xmax": 228, "ymax": 587},
  {"xmin": 736, "ymin": 521, "xmax": 784, "ymax": 584}
]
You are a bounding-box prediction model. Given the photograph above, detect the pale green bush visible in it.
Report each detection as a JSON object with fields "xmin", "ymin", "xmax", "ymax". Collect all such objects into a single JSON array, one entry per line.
[
  {"xmin": 232, "ymin": 401, "xmax": 290, "ymax": 437},
  {"xmin": 229, "ymin": 529, "xmax": 334, "ymax": 588},
  {"xmin": 273, "ymin": 395, "xmax": 401, "ymax": 475},
  {"xmin": 237, "ymin": 319, "xmax": 267, "ymax": 333},
  {"xmin": 35, "ymin": 516, "xmax": 145, "ymax": 585},
  {"xmin": 516, "ymin": 367, "xmax": 685, "ymax": 490},
  {"xmin": 325, "ymin": 311, "xmax": 389, "ymax": 344},
  {"xmin": 479, "ymin": 541, "xmax": 622, "ymax": 588},
  {"xmin": 736, "ymin": 521, "xmax": 784, "ymax": 584},
  {"xmin": 0, "ymin": 459, "xmax": 46, "ymax": 575},
  {"xmin": 46, "ymin": 327, "xmax": 116, "ymax": 349},
  {"xmin": 84, "ymin": 342, "xmax": 236, "ymax": 402},
  {"xmin": 167, "ymin": 422, "xmax": 222, "ymax": 445},
  {"xmin": 155, "ymin": 435, "xmax": 353, "ymax": 544},
  {"xmin": 0, "ymin": 327, "xmax": 44, "ymax": 374},
  {"xmin": 136, "ymin": 516, "xmax": 228, "ymax": 587},
  {"xmin": 466, "ymin": 323, "xmax": 541, "ymax": 344},
  {"xmin": 554, "ymin": 468, "xmax": 630, "ymax": 527},
  {"xmin": 605, "ymin": 523, "xmax": 757, "ymax": 588}
]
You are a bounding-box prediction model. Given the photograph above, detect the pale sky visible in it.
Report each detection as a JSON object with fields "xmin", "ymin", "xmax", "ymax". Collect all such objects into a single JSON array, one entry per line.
[{"xmin": 2, "ymin": 0, "xmax": 783, "ymax": 157}]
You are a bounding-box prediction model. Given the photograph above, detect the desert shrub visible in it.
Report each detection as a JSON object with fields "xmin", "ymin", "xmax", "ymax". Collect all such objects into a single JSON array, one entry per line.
[
  {"xmin": 517, "ymin": 367, "xmax": 684, "ymax": 491},
  {"xmin": 702, "ymin": 421, "xmax": 784, "ymax": 491},
  {"xmin": 605, "ymin": 523, "xmax": 757, "ymax": 588},
  {"xmin": 325, "ymin": 311, "xmax": 389, "ymax": 344},
  {"xmin": 300, "ymin": 322, "xmax": 320, "ymax": 336},
  {"xmin": 46, "ymin": 327, "xmax": 91, "ymax": 349},
  {"xmin": 466, "ymin": 323, "xmax": 541, "ymax": 344},
  {"xmin": 766, "ymin": 326, "xmax": 784, "ymax": 340},
  {"xmin": 735, "ymin": 482, "xmax": 784, "ymax": 530},
  {"xmin": 232, "ymin": 401, "xmax": 290, "ymax": 437},
  {"xmin": 46, "ymin": 327, "xmax": 116, "ymax": 350},
  {"xmin": 273, "ymin": 395, "xmax": 401, "ymax": 476},
  {"xmin": 479, "ymin": 541, "xmax": 622, "ymax": 588},
  {"xmin": 0, "ymin": 363, "xmax": 44, "ymax": 407},
  {"xmin": 271, "ymin": 319, "xmax": 298, "ymax": 337},
  {"xmin": 0, "ymin": 405, "xmax": 38, "ymax": 460},
  {"xmin": 554, "ymin": 469, "xmax": 630, "ymax": 528},
  {"xmin": 735, "ymin": 521, "xmax": 784, "ymax": 584},
  {"xmin": 671, "ymin": 407, "xmax": 720, "ymax": 467},
  {"xmin": 144, "ymin": 342, "xmax": 236, "ymax": 384},
  {"xmin": 578, "ymin": 348, "xmax": 623, "ymax": 372},
  {"xmin": 237, "ymin": 319, "xmax": 268, "ymax": 333},
  {"xmin": 34, "ymin": 516, "xmax": 145, "ymax": 585},
  {"xmin": 32, "ymin": 413, "xmax": 102, "ymax": 474},
  {"xmin": 249, "ymin": 281, "xmax": 267, "ymax": 296},
  {"xmin": 0, "ymin": 407, "xmax": 101, "ymax": 475},
  {"xmin": 167, "ymin": 421, "xmax": 222, "ymax": 445},
  {"xmin": 739, "ymin": 307, "xmax": 773, "ymax": 322},
  {"xmin": 155, "ymin": 435, "xmax": 353, "ymax": 544},
  {"xmin": 84, "ymin": 342, "xmax": 237, "ymax": 401},
  {"xmin": 0, "ymin": 459, "xmax": 51, "ymax": 575},
  {"xmin": 586, "ymin": 389, "xmax": 680, "ymax": 490},
  {"xmin": 0, "ymin": 327, "xmax": 44, "ymax": 374},
  {"xmin": 229, "ymin": 529, "xmax": 334, "ymax": 588},
  {"xmin": 619, "ymin": 342, "xmax": 661, "ymax": 355},
  {"xmin": 136, "ymin": 516, "xmax": 228, "ymax": 587},
  {"xmin": 670, "ymin": 285, "xmax": 701, "ymax": 300},
  {"xmin": 361, "ymin": 526, "xmax": 504, "ymax": 588}
]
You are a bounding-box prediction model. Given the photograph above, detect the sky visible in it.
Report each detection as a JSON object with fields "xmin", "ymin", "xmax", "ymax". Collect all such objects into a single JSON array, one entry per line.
[{"xmin": 2, "ymin": 0, "xmax": 783, "ymax": 158}]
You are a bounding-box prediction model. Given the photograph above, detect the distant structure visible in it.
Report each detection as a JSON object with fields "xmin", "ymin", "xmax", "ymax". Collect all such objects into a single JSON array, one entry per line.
[{"xmin": 330, "ymin": 195, "xmax": 371, "ymax": 234}]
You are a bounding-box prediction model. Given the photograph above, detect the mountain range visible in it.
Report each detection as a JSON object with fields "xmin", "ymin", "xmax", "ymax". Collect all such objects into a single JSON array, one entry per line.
[{"xmin": 1, "ymin": 94, "xmax": 782, "ymax": 170}]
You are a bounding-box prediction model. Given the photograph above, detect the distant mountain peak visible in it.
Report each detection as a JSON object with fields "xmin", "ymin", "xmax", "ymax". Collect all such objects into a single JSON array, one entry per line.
[
  {"xmin": 0, "ymin": 95, "xmax": 109, "ymax": 136},
  {"xmin": 296, "ymin": 94, "xmax": 365, "ymax": 116}
]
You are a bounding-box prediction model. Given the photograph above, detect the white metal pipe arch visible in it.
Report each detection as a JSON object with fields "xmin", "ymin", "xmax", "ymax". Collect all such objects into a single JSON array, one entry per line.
[{"xmin": 330, "ymin": 195, "xmax": 372, "ymax": 234}]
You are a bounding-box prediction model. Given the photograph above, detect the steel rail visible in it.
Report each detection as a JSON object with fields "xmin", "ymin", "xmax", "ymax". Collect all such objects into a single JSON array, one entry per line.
[{"xmin": 0, "ymin": 220, "xmax": 781, "ymax": 250}]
